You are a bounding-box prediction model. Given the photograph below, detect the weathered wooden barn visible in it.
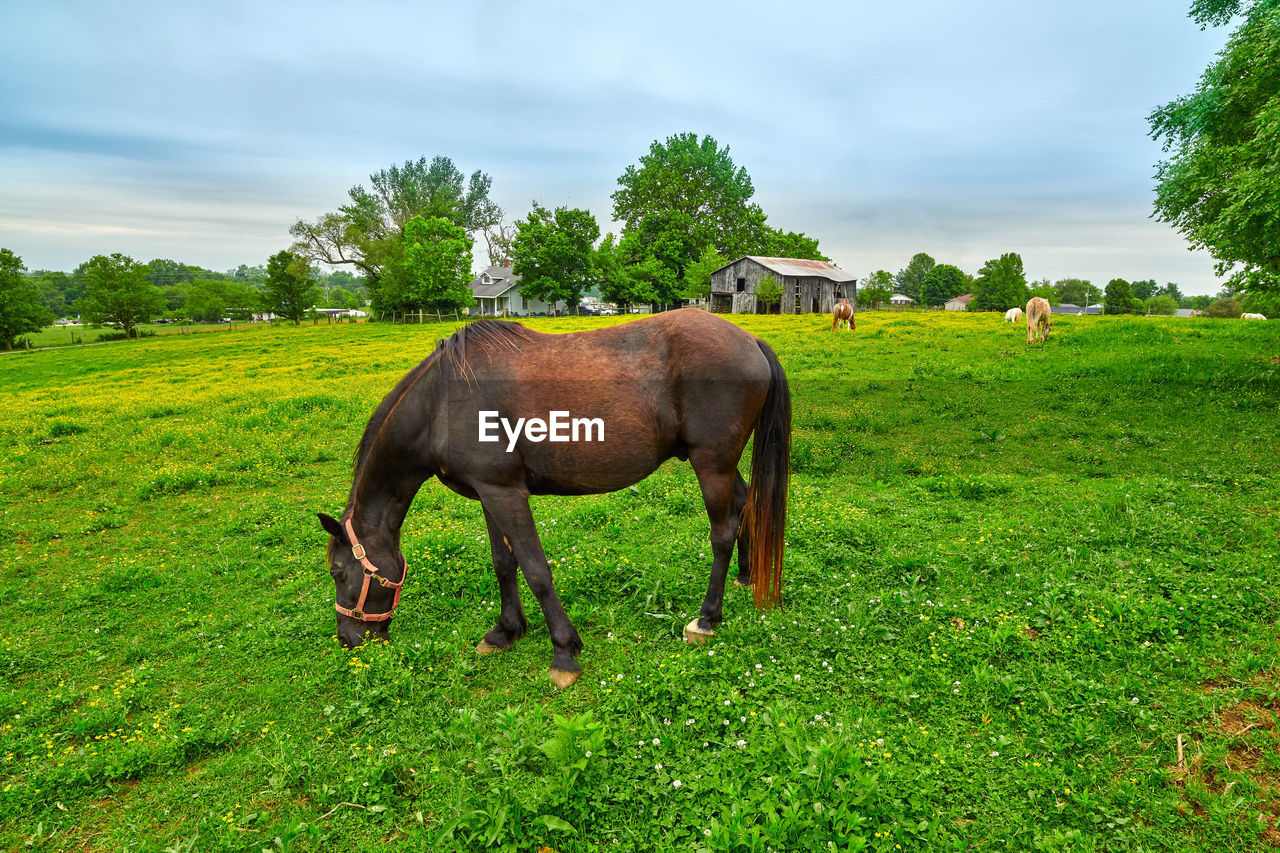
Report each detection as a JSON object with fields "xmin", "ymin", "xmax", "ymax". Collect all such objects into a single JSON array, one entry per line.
[{"xmin": 709, "ymin": 256, "xmax": 857, "ymax": 315}]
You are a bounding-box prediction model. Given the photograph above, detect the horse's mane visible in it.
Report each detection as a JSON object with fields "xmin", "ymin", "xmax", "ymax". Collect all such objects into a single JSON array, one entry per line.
[{"xmin": 351, "ymin": 320, "xmax": 537, "ymax": 476}]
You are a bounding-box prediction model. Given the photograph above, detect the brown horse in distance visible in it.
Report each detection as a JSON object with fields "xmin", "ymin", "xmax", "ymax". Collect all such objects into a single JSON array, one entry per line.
[
  {"xmin": 318, "ymin": 309, "xmax": 791, "ymax": 688},
  {"xmin": 832, "ymin": 298, "xmax": 854, "ymax": 331}
]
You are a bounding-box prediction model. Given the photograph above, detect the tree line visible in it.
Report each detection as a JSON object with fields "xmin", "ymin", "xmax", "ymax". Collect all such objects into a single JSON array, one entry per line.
[
  {"xmin": 853, "ymin": 249, "xmax": 1273, "ymax": 316},
  {"xmin": 289, "ymin": 134, "xmax": 827, "ymax": 317},
  {"xmin": 0, "ymin": 247, "xmax": 366, "ymax": 348}
]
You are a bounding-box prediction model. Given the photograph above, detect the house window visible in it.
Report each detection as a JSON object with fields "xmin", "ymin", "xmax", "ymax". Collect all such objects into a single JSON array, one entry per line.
[
  {"xmin": 482, "ymin": 274, "xmax": 491, "ymax": 284},
  {"xmin": 736, "ymin": 278, "xmax": 746, "ymax": 293},
  {"xmin": 522, "ymin": 296, "xmax": 529, "ymax": 311}
]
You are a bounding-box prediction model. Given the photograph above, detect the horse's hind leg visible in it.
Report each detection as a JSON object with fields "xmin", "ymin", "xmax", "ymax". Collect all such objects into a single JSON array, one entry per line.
[
  {"xmin": 476, "ymin": 486, "xmax": 583, "ymax": 688},
  {"xmin": 732, "ymin": 472, "xmax": 751, "ymax": 589},
  {"xmin": 477, "ymin": 506, "xmax": 528, "ymax": 654},
  {"xmin": 688, "ymin": 458, "xmax": 739, "ymax": 642}
]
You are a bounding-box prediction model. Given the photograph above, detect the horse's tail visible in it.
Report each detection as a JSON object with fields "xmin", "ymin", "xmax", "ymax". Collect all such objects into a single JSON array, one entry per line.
[{"xmin": 746, "ymin": 339, "xmax": 791, "ymax": 608}]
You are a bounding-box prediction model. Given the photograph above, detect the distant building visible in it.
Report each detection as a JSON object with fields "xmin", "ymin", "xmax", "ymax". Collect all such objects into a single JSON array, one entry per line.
[
  {"xmin": 709, "ymin": 256, "xmax": 856, "ymax": 314},
  {"xmin": 889, "ymin": 293, "xmax": 915, "ymax": 306},
  {"xmin": 467, "ymin": 261, "xmax": 566, "ymax": 317},
  {"xmin": 1052, "ymin": 303, "xmax": 1102, "ymax": 315},
  {"xmin": 944, "ymin": 294, "xmax": 973, "ymax": 311}
]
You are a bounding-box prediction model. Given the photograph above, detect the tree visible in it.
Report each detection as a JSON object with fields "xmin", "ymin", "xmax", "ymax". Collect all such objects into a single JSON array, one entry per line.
[
  {"xmin": 682, "ymin": 246, "xmax": 728, "ymax": 301},
  {"xmin": 511, "ymin": 203, "xmax": 600, "ymax": 312},
  {"xmin": 1130, "ymin": 279, "xmax": 1159, "ymax": 300},
  {"xmin": 378, "ymin": 216, "xmax": 475, "ymax": 315},
  {"xmin": 612, "ymin": 133, "xmax": 759, "ymax": 255},
  {"xmin": 894, "ymin": 253, "xmax": 935, "ymax": 301},
  {"xmin": 1146, "ymin": 294, "xmax": 1179, "ymax": 315},
  {"xmin": 1242, "ymin": 290, "xmax": 1280, "ymax": 317},
  {"xmin": 1157, "ymin": 281, "xmax": 1185, "ymax": 303},
  {"xmin": 1149, "ymin": 2, "xmax": 1280, "ymax": 293},
  {"xmin": 1028, "ymin": 278, "xmax": 1057, "ymax": 305},
  {"xmin": 613, "ymin": 210, "xmax": 701, "ymax": 308},
  {"xmin": 1104, "ymin": 279, "xmax": 1135, "ymax": 315},
  {"xmin": 0, "ymin": 249, "xmax": 53, "ymax": 349},
  {"xmin": 290, "ymin": 156, "xmax": 499, "ymax": 304},
  {"xmin": 1054, "ymin": 278, "xmax": 1100, "ymax": 307},
  {"xmin": 761, "ymin": 228, "xmax": 828, "ymax": 262},
  {"xmin": 1206, "ymin": 296, "xmax": 1244, "ymax": 317},
  {"xmin": 185, "ymin": 279, "xmax": 248, "ymax": 323},
  {"xmin": 920, "ymin": 263, "xmax": 967, "ymax": 306},
  {"xmin": 970, "ymin": 253, "xmax": 1029, "ymax": 312},
  {"xmin": 595, "ymin": 234, "xmax": 657, "ymax": 311},
  {"xmin": 859, "ymin": 270, "xmax": 893, "ymax": 308},
  {"xmin": 76, "ymin": 254, "xmax": 163, "ymax": 338},
  {"xmin": 263, "ymin": 251, "xmax": 318, "ymax": 324},
  {"xmin": 754, "ymin": 275, "xmax": 783, "ymax": 314}
]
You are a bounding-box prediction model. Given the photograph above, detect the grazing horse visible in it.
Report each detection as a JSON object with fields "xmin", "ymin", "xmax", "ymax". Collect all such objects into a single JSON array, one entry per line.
[
  {"xmin": 831, "ymin": 298, "xmax": 854, "ymax": 331},
  {"xmin": 1242, "ymin": 313, "xmax": 1267, "ymax": 320},
  {"xmin": 1026, "ymin": 297, "xmax": 1052, "ymax": 345},
  {"xmin": 1005, "ymin": 307, "xmax": 1023, "ymax": 323},
  {"xmin": 317, "ymin": 309, "xmax": 791, "ymax": 689}
]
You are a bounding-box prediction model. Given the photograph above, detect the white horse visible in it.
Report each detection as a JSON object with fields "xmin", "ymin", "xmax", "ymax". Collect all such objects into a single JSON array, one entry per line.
[
  {"xmin": 1005, "ymin": 307, "xmax": 1023, "ymax": 323},
  {"xmin": 1241, "ymin": 312, "xmax": 1267, "ymax": 320},
  {"xmin": 1026, "ymin": 297, "xmax": 1052, "ymax": 345}
]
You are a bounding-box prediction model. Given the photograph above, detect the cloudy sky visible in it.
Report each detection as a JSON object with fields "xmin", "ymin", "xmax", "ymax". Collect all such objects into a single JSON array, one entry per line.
[{"xmin": 1, "ymin": 1, "xmax": 1231, "ymax": 293}]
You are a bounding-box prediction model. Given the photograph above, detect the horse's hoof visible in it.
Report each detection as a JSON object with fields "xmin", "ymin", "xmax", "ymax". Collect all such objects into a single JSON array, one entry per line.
[
  {"xmin": 733, "ymin": 579, "xmax": 751, "ymax": 589},
  {"xmin": 476, "ymin": 640, "xmax": 502, "ymax": 655},
  {"xmin": 684, "ymin": 618, "xmax": 714, "ymax": 644},
  {"xmin": 549, "ymin": 668, "xmax": 581, "ymax": 689}
]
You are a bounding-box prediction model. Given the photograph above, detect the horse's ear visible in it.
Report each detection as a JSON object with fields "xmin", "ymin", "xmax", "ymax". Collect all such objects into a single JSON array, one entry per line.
[{"xmin": 317, "ymin": 512, "xmax": 348, "ymax": 544}]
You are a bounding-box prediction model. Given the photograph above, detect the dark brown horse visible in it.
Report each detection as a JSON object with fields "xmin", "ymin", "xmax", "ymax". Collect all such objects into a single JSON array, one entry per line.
[{"xmin": 318, "ymin": 308, "xmax": 791, "ymax": 688}]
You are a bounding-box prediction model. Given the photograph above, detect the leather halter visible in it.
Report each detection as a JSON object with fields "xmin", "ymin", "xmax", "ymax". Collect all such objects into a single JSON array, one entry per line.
[{"xmin": 334, "ymin": 518, "xmax": 408, "ymax": 622}]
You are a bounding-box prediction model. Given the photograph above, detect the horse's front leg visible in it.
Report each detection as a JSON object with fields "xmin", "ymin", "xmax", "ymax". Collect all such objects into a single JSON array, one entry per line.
[
  {"xmin": 477, "ymin": 486, "xmax": 583, "ymax": 688},
  {"xmin": 476, "ymin": 506, "xmax": 528, "ymax": 654}
]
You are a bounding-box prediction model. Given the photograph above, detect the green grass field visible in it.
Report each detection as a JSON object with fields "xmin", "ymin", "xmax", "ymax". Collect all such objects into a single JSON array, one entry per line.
[{"xmin": 1, "ymin": 311, "xmax": 1278, "ymax": 851}]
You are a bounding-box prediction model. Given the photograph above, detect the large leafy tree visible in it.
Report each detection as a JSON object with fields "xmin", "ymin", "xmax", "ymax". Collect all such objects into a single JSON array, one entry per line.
[
  {"xmin": 894, "ymin": 253, "xmax": 935, "ymax": 301},
  {"xmin": 378, "ymin": 216, "xmax": 475, "ymax": 315},
  {"xmin": 511, "ymin": 203, "xmax": 600, "ymax": 311},
  {"xmin": 1054, "ymin": 278, "xmax": 1100, "ymax": 306},
  {"xmin": 1149, "ymin": 1, "xmax": 1280, "ymax": 292},
  {"xmin": 610, "ymin": 133, "xmax": 826, "ymax": 298},
  {"xmin": 76, "ymin": 254, "xmax": 163, "ymax": 338},
  {"xmin": 0, "ymin": 249, "xmax": 54, "ymax": 349},
  {"xmin": 970, "ymin": 253, "xmax": 1029, "ymax": 312},
  {"xmin": 1104, "ymin": 278, "xmax": 1136, "ymax": 315},
  {"xmin": 920, "ymin": 263, "xmax": 967, "ymax": 306},
  {"xmin": 290, "ymin": 156, "xmax": 499, "ymax": 303},
  {"xmin": 612, "ymin": 133, "xmax": 759, "ymax": 254},
  {"xmin": 681, "ymin": 246, "xmax": 728, "ymax": 301},
  {"xmin": 264, "ymin": 251, "xmax": 318, "ymax": 324}
]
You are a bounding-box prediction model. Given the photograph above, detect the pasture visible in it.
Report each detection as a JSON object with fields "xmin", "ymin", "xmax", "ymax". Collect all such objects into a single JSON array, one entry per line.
[{"xmin": 1, "ymin": 311, "xmax": 1278, "ymax": 851}]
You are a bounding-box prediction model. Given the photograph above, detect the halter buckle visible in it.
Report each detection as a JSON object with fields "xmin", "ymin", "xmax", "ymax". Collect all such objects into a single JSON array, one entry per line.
[
  {"xmin": 352, "ymin": 543, "xmax": 367, "ymax": 560},
  {"xmin": 350, "ymin": 609, "xmax": 365, "ymax": 619}
]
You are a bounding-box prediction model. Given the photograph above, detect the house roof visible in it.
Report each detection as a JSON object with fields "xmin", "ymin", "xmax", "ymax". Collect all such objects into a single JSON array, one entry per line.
[
  {"xmin": 947, "ymin": 293, "xmax": 973, "ymax": 305},
  {"xmin": 469, "ymin": 265, "xmax": 522, "ymax": 298},
  {"xmin": 889, "ymin": 293, "xmax": 914, "ymax": 302}
]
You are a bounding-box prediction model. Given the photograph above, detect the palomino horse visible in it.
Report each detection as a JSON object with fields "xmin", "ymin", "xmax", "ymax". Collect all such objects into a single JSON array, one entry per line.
[
  {"xmin": 318, "ymin": 309, "xmax": 791, "ymax": 688},
  {"xmin": 1026, "ymin": 297, "xmax": 1052, "ymax": 345},
  {"xmin": 831, "ymin": 298, "xmax": 854, "ymax": 331},
  {"xmin": 1005, "ymin": 307, "xmax": 1023, "ymax": 323},
  {"xmin": 1242, "ymin": 313, "xmax": 1267, "ymax": 320}
]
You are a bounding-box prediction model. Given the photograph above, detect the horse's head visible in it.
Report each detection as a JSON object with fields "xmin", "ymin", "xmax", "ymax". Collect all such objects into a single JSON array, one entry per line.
[{"xmin": 318, "ymin": 512, "xmax": 406, "ymax": 648}]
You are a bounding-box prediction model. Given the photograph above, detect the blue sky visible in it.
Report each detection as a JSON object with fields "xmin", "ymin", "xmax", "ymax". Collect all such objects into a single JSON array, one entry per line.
[{"xmin": 0, "ymin": 1, "xmax": 1231, "ymax": 293}]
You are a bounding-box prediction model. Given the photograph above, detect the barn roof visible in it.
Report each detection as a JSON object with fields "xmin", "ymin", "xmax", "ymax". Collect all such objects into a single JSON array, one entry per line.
[{"xmin": 717, "ymin": 256, "xmax": 857, "ymax": 283}]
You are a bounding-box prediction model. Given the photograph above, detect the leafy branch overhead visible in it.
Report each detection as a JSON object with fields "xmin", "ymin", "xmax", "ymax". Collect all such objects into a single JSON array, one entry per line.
[{"xmin": 1149, "ymin": 1, "xmax": 1280, "ymax": 292}]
